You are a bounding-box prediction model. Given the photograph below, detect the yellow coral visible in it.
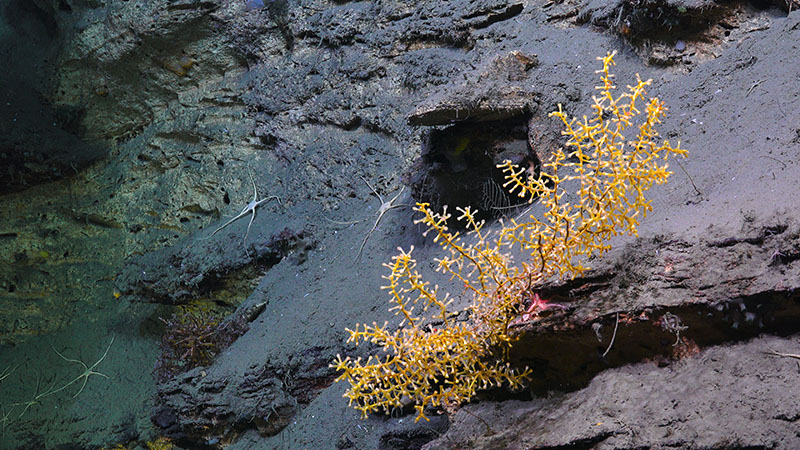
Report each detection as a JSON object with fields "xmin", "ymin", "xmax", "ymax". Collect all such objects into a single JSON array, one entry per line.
[
  {"xmin": 146, "ymin": 436, "xmax": 174, "ymax": 450},
  {"xmin": 99, "ymin": 437, "xmax": 173, "ymax": 450},
  {"xmin": 333, "ymin": 51, "xmax": 686, "ymax": 421}
]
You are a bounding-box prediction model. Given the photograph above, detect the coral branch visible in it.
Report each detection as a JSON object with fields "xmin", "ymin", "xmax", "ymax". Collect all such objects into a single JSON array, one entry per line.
[{"xmin": 333, "ymin": 51, "xmax": 687, "ymax": 421}]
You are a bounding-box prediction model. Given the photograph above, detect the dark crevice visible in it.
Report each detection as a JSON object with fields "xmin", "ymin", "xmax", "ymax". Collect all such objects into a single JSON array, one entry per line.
[
  {"xmin": 707, "ymin": 224, "xmax": 786, "ymax": 247},
  {"xmin": 577, "ymin": 0, "xmax": 726, "ymax": 42},
  {"xmin": 506, "ymin": 290, "xmax": 800, "ymax": 396},
  {"xmin": 166, "ymin": 1, "xmax": 218, "ymax": 12},
  {"xmin": 407, "ymin": 118, "xmax": 535, "ymax": 225},
  {"xmin": 571, "ymin": 0, "xmax": 792, "ymax": 66},
  {"xmin": 192, "ymin": 228, "xmax": 308, "ymax": 300},
  {"xmin": 773, "ymin": 413, "xmax": 800, "ymax": 422},
  {"xmin": 468, "ymin": 4, "xmax": 525, "ymax": 29},
  {"xmin": 537, "ymin": 273, "xmax": 616, "ymax": 300},
  {"xmin": 531, "ymin": 431, "xmax": 616, "ymax": 450},
  {"xmin": 300, "ymin": 115, "xmax": 362, "ymax": 132},
  {"xmin": 378, "ymin": 417, "xmax": 450, "ymax": 450}
]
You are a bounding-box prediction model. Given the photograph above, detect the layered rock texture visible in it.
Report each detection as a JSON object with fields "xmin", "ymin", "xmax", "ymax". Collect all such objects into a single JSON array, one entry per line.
[{"xmin": 1, "ymin": 0, "xmax": 800, "ymax": 448}]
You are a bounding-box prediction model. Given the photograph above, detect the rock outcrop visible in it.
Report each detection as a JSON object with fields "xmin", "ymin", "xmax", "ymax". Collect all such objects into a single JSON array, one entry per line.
[{"xmin": 2, "ymin": 0, "xmax": 800, "ymax": 448}]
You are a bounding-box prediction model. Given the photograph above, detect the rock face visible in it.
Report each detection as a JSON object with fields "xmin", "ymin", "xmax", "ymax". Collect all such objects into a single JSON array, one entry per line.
[
  {"xmin": 0, "ymin": 0, "xmax": 105, "ymax": 193},
  {"xmin": 424, "ymin": 334, "xmax": 800, "ymax": 449},
  {"xmin": 408, "ymin": 50, "xmax": 539, "ymax": 126},
  {"xmin": 3, "ymin": 0, "xmax": 800, "ymax": 448}
]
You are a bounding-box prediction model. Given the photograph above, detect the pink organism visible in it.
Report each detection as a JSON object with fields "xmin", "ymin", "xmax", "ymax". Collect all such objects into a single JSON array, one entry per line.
[{"xmin": 515, "ymin": 292, "xmax": 567, "ymax": 323}]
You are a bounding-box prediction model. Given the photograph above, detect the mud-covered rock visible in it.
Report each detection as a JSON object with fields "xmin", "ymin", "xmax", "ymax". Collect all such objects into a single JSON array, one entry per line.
[
  {"xmin": 423, "ymin": 334, "xmax": 800, "ymax": 449},
  {"xmin": 50, "ymin": 0, "xmax": 247, "ymax": 140},
  {"xmin": 409, "ymin": 50, "xmax": 539, "ymax": 126},
  {"xmin": 154, "ymin": 365, "xmax": 297, "ymax": 447},
  {"xmin": 117, "ymin": 222, "xmax": 309, "ymax": 304}
]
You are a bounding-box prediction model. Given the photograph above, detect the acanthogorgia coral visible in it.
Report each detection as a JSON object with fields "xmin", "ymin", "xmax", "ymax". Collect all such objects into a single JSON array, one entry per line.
[{"xmin": 333, "ymin": 51, "xmax": 687, "ymax": 421}]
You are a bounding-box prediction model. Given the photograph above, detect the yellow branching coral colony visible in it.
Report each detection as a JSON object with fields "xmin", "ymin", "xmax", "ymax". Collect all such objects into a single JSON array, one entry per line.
[{"xmin": 332, "ymin": 51, "xmax": 687, "ymax": 421}]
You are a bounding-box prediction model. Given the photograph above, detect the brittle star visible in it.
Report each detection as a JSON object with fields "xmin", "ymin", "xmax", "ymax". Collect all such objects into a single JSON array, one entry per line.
[
  {"xmin": 10, "ymin": 370, "xmax": 57, "ymax": 419},
  {"xmin": 0, "ymin": 363, "xmax": 18, "ymax": 383},
  {"xmin": 0, "ymin": 403, "xmax": 12, "ymax": 434},
  {"xmin": 764, "ymin": 350, "xmax": 800, "ymax": 371},
  {"xmin": 0, "ymin": 363, "xmax": 19, "ymax": 428},
  {"xmin": 46, "ymin": 336, "xmax": 114, "ymax": 399},
  {"xmin": 764, "ymin": 350, "xmax": 800, "ymax": 360},
  {"xmin": 200, "ymin": 166, "xmax": 280, "ymax": 254},
  {"xmin": 357, "ymin": 176, "xmax": 406, "ymax": 261}
]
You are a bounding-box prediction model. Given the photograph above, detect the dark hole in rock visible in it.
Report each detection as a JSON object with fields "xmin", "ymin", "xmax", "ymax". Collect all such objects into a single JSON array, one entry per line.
[
  {"xmin": 408, "ymin": 118, "xmax": 536, "ymax": 226},
  {"xmin": 750, "ymin": 0, "xmax": 777, "ymax": 9},
  {"xmin": 378, "ymin": 416, "xmax": 449, "ymax": 450},
  {"xmin": 495, "ymin": 290, "xmax": 800, "ymax": 399},
  {"xmin": 5, "ymin": 0, "xmax": 59, "ymax": 39},
  {"xmin": 449, "ymin": 290, "xmax": 800, "ymax": 413},
  {"xmin": 583, "ymin": 0, "xmax": 791, "ymax": 67}
]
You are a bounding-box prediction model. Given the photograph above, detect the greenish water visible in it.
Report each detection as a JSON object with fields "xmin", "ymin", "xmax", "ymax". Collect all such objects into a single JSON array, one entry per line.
[
  {"xmin": 0, "ymin": 176, "xmax": 167, "ymax": 448},
  {"xmin": 0, "ymin": 314, "xmax": 160, "ymax": 448}
]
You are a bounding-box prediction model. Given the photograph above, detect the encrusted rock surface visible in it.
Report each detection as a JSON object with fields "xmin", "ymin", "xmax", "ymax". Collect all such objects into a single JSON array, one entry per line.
[
  {"xmin": 408, "ymin": 50, "xmax": 540, "ymax": 126},
  {"xmin": 2, "ymin": 0, "xmax": 800, "ymax": 448}
]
